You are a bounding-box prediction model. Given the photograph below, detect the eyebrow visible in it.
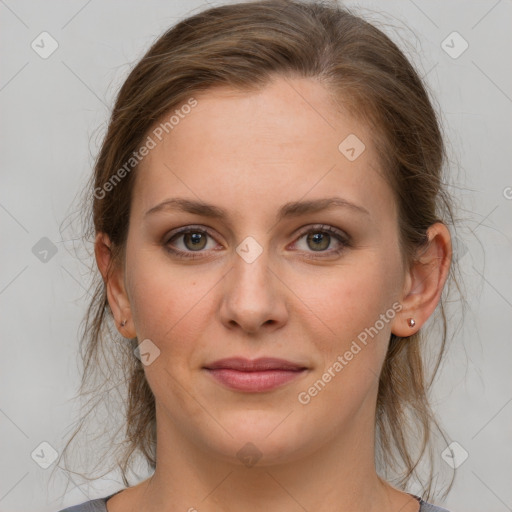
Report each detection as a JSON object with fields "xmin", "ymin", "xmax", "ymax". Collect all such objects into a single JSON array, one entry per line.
[{"xmin": 144, "ymin": 196, "xmax": 370, "ymax": 221}]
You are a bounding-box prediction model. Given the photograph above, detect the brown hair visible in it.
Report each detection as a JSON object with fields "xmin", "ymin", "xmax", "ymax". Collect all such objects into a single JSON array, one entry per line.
[{"xmin": 55, "ymin": 0, "xmax": 463, "ymax": 500}]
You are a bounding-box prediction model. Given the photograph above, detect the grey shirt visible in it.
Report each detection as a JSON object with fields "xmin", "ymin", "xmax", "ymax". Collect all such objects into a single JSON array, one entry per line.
[{"xmin": 56, "ymin": 490, "xmax": 452, "ymax": 511}]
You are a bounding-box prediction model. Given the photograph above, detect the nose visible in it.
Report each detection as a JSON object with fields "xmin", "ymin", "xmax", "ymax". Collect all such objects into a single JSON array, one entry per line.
[{"xmin": 219, "ymin": 244, "xmax": 288, "ymax": 335}]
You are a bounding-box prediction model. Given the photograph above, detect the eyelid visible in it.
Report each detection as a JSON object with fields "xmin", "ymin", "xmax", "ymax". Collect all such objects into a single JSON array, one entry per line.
[
  {"xmin": 292, "ymin": 223, "xmax": 349, "ymax": 242},
  {"xmin": 164, "ymin": 224, "xmax": 217, "ymax": 240},
  {"xmin": 163, "ymin": 225, "xmax": 221, "ymax": 250}
]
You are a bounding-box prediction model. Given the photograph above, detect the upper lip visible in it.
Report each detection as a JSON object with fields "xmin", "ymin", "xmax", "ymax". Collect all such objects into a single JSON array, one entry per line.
[{"xmin": 204, "ymin": 357, "xmax": 307, "ymax": 372}]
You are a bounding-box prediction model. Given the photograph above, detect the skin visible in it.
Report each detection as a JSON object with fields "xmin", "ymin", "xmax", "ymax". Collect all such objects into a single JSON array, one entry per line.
[{"xmin": 95, "ymin": 76, "xmax": 451, "ymax": 512}]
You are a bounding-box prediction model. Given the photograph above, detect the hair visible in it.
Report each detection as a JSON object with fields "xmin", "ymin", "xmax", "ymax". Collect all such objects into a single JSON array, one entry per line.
[{"xmin": 54, "ymin": 0, "xmax": 465, "ymax": 502}]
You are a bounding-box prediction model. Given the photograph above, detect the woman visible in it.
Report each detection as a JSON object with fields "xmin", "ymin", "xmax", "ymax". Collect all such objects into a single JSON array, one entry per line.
[{"xmin": 55, "ymin": 1, "xmax": 458, "ymax": 510}]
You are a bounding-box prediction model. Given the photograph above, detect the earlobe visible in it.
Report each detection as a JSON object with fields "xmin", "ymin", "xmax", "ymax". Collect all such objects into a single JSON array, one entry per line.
[
  {"xmin": 94, "ymin": 232, "xmax": 136, "ymax": 338},
  {"xmin": 391, "ymin": 222, "xmax": 452, "ymax": 338}
]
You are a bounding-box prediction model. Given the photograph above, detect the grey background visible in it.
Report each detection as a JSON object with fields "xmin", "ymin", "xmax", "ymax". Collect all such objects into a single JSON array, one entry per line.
[{"xmin": 1, "ymin": 1, "xmax": 511, "ymax": 511}]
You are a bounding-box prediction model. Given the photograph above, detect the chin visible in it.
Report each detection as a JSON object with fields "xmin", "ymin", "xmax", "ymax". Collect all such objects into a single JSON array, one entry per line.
[{"xmin": 195, "ymin": 411, "xmax": 315, "ymax": 467}]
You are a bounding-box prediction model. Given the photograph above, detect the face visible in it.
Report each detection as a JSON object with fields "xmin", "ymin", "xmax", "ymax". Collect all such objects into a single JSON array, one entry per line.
[{"xmin": 119, "ymin": 76, "xmax": 407, "ymax": 464}]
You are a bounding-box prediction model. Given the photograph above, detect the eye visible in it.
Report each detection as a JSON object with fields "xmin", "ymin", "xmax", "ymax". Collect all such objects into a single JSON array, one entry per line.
[
  {"xmin": 292, "ymin": 224, "xmax": 350, "ymax": 258},
  {"xmin": 163, "ymin": 224, "xmax": 350, "ymax": 260},
  {"xmin": 164, "ymin": 226, "xmax": 219, "ymax": 259}
]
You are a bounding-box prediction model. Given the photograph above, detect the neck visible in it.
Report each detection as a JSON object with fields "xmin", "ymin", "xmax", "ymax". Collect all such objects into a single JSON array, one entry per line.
[{"xmin": 131, "ymin": 402, "xmax": 409, "ymax": 512}]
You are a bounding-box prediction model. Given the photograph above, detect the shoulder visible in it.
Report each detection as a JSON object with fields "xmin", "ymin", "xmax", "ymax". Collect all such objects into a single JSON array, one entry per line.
[
  {"xmin": 56, "ymin": 492, "xmax": 452, "ymax": 512},
  {"xmin": 405, "ymin": 492, "xmax": 452, "ymax": 512},
  {"xmin": 419, "ymin": 499, "xmax": 452, "ymax": 512},
  {"xmin": 55, "ymin": 492, "xmax": 119, "ymax": 512}
]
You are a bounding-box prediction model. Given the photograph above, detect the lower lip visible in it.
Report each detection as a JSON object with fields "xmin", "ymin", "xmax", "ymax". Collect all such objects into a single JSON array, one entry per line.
[{"xmin": 205, "ymin": 368, "xmax": 306, "ymax": 392}]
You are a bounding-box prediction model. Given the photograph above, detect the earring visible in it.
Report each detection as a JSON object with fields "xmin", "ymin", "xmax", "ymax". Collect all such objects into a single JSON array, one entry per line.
[
  {"xmin": 120, "ymin": 319, "xmax": 127, "ymax": 327},
  {"xmin": 407, "ymin": 318, "xmax": 416, "ymax": 328}
]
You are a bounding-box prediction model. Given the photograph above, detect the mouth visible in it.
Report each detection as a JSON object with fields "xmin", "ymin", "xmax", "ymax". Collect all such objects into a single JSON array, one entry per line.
[{"xmin": 203, "ymin": 357, "xmax": 308, "ymax": 392}]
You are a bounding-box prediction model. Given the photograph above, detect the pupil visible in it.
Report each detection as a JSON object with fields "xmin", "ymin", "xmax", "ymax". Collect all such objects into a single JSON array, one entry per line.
[
  {"xmin": 185, "ymin": 232, "xmax": 206, "ymax": 250},
  {"xmin": 190, "ymin": 233, "xmax": 202, "ymax": 245},
  {"xmin": 308, "ymin": 232, "xmax": 329, "ymax": 251}
]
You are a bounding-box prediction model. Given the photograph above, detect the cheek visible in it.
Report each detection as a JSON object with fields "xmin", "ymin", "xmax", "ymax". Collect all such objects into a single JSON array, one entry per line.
[
  {"xmin": 126, "ymin": 250, "xmax": 218, "ymax": 358},
  {"xmin": 294, "ymin": 256, "xmax": 397, "ymax": 350},
  {"xmin": 293, "ymin": 262, "xmax": 397, "ymax": 421},
  {"xmin": 125, "ymin": 254, "xmax": 223, "ymax": 429}
]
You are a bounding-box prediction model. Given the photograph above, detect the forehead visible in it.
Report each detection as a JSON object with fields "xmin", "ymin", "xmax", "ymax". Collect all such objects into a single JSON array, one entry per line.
[{"xmin": 131, "ymin": 77, "xmax": 395, "ymax": 223}]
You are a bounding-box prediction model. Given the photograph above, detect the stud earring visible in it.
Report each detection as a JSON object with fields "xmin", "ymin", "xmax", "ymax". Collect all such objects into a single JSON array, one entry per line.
[{"xmin": 407, "ymin": 318, "xmax": 416, "ymax": 328}]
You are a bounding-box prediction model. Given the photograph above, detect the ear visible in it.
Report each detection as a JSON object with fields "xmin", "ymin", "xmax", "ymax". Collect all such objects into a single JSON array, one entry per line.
[
  {"xmin": 94, "ymin": 232, "xmax": 137, "ymax": 338},
  {"xmin": 391, "ymin": 222, "xmax": 452, "ymax": 337}
]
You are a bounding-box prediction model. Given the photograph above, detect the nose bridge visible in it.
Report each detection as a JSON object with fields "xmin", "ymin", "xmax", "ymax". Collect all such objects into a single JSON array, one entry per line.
[
  {"xmin": 235, "ymin": 237, "xmax": 269, "ymax": 286},
  {"xmin": 230, "ymin": 236, "xmax": 273, "ymax": 306},
  {"xmin": 219, "ymin": 234, "xmax": 287, "ymax": 332}
]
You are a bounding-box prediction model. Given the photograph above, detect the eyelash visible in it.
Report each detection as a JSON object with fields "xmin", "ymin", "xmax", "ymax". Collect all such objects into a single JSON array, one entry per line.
[{"xmin": 163, "ymin": 224, "xmax": 351, "ymax": 261}]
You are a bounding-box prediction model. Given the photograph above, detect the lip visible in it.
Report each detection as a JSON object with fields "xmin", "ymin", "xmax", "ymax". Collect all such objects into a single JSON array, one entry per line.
[
  {"xmin": 205, "ymin": 357, "xmax": 306, "ymax": 372},
  {"xmin": 203, "ymin": 357, "xmax": 308, "ymax": 392}
]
